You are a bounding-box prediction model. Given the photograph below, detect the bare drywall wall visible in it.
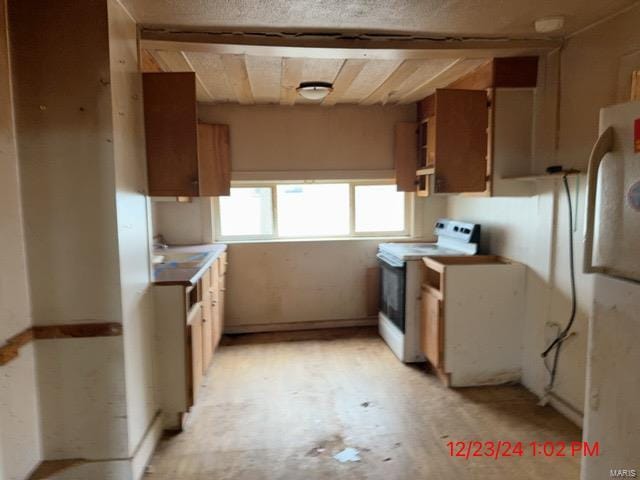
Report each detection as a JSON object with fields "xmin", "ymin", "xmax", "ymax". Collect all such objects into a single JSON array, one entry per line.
[
  {"xmin": 225, "ymin": 240, "xmax": 380, "ymax": 330},
  {"xmin": 107, "ymin": 0, "xmax": 160, "ymax": 467},
  {"xmin": 447, "ymin": 3, "xmax": 640, "ymax": 434},
  {"xmin": 155, "ymin": 102, "xmax": 445, "ymax": 330},
  {"xmin": 9, "ymin": 0, "xmax": 162, "ymax": 476},
  {"xmin": 9, "ymin": 0, "xmax": 131, "ymax": 464},
  {"xmin": 0, "ymin": 1, "xmax": 41, "ymax": 477},
  {"xmin": 152, "ymin": 198, "xmax": 214, "ymax": 245},
  {"xmin": 197, "ymin": 103, "xmax": 415, "ymax": 174},
  {"xmin": 223, "ymin": 195, "xmax": 444, "ymax": 330}
]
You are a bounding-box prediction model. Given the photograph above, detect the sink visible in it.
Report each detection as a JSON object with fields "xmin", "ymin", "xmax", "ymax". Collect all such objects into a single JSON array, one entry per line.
[
  {"xmin": 154, "ymin": 251, "xmax": 209, "ymax": 269},
  {"xmin": 169, "ymin": 261, "xmax": 203, "ymax": 268}
]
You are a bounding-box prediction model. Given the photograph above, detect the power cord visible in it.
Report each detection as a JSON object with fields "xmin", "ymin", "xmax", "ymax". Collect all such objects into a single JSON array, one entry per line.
[{"xmin": 540, "ymin": 174, "xmax": 577, "ymax": 393}]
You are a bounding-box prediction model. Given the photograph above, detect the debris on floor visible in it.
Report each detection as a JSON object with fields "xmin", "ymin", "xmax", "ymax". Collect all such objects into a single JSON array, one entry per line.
[
  {"xmin": 360, "ymin": 401, "xmax": 370, "ymax": 407},
  {"xmin": 306, "ymin": 446, "xmax": 326, "ymax": 457},
  {"xmin": 383, "ymin": 457, "xmax": 392, "ymax": 462},
  {"xmin": 333, "ymin": 447, "xmax": 361, "ymax": 463}
]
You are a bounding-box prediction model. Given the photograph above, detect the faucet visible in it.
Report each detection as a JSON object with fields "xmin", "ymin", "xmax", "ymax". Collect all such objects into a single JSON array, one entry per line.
[{"xmin": 153, "ymin": 234, "xmax": 169, "ymax": 250}]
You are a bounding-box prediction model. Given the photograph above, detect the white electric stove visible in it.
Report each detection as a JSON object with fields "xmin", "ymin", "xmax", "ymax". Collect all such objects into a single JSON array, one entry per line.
[{"xmin": 377, "ymin": 219, "xmax": 480, "ymax": 362}]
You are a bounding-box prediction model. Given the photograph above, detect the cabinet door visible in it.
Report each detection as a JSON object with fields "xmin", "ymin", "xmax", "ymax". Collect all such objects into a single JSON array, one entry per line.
[
  {"xmin": 394, "ymin": 122, "xmax": 418, "ymax": 192},
  {"xmin": 433, "ymin": 89, "xmax": 488, "ymax": 193},
  {"xmin": 210, "ymin": 260, "xmax": 221, "ymax": 351},
  {"xmin": 143, "ymin": 72, "xmax": 199, "ymax": 196},
  {"xmin": 201, "ymin": 272, "xmax": 213, "ymax": 368},
  {"xmin": 197, "ymin": 123, "xmax": 231, "ymax": 196},
  {"xmin": 218, "ymin": 285, "xmax": 225, "ymax": 340},
  {"xmin": 420, "ymin": 286, "xmax": 443, "ymax": 368},
  {"xmin": 189, "ymin": 306, "xmax": 204, "ymax": 402}
]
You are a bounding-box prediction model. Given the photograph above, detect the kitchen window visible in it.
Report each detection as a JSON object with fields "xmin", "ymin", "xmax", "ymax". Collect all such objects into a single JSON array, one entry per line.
[{"xmin": 215, "ymin": 181, "xmax": 410, "ymax": 241}]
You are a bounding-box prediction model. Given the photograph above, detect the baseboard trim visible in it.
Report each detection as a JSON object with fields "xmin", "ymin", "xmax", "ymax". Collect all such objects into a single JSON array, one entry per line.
[
  {"xmin": 224, "ymin": 317, "xmax": 377, "ymax": 334},
  {"xmin": 548, "ymin": 392, "xmax": 584, "ymax": 428},
  {"xmin": 131, "ymin": 410, "xmax": 163, "ymax": 480}
]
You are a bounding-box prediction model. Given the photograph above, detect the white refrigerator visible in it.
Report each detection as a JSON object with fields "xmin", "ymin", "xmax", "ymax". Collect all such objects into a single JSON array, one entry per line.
[{"xmin": 582, "ymin": 100, "xmax": 640, "ymax": 479}]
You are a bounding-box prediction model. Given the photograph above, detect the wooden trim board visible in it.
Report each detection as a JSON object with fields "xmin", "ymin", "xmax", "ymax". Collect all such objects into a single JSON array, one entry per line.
[
  {"xmin": 224, "ymin": 317, "xmax": 377, "ymax": 335},
  {"xmin": 0, "ymin": 322, "xmax": 123, "ymax": 366},
  {"xmin": 447, "ymin": 56, "xmax": 538, "ymax": 90}
]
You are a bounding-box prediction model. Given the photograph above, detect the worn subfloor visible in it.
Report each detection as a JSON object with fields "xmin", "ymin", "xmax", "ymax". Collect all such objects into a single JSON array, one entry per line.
[{"xmin": 146, "ymin": 327, "xmax": 581, "ymax": 480}]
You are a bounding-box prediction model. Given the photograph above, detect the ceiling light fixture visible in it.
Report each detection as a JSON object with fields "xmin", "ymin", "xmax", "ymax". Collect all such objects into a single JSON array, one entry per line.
[{"xmin": 296, "ymin": 81, "xmax": 334, "ymax": 101}]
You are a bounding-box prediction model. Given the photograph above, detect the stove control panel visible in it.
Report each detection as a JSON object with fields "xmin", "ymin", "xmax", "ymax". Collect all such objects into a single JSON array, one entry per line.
[{"xmin": 434, "ymin": 218, "xmax": 480, "ymax": 244}]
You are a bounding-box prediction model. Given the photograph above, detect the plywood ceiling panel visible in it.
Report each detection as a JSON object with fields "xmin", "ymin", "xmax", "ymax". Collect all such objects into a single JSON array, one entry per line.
[
  {"xmin": 361, "ymin": 59, "xmax": 424, "ymax": 106},
  {"xmin": 323, "ymin": 59, "xmax": 366, "ymax": 106},
  {"xmin": 152, "ymin": 50, "xmax": 215, "ymax": 102},
  {"xmin": 183, "ymin": 51, "xmax": 234, "ymax": 102},
  {"xmin": 221, "ymin": 54, "xmax": 254, "ymax": 104},
  {"xmin": 245, "ymin": 55, "xmax": 281, "ymax": 103},
  {"xmin": 339, "ymin": 59, "xmax": 402, "ymax": 104},
  {"xmin": 145, "ymin": 48, "xmax": 494, "ymax": 105},
  {"xmin": 399, "ymin": 58, "xmax": 489, "ymax": 103},
  {"xmin": 388, "ymin": 58, "xmax": 459, "ymax": 104},
  {"xmin": 280, "ymin": 58, "xmax": 305, "ymax": 105}
]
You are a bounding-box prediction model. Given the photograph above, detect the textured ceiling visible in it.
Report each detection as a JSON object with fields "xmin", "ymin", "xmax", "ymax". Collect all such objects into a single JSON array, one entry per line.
[
  {"xmin": 134, "ymin": 0, "xmax": 637, "ymax": 106},
  {"xmin": 142, "ymin": 49, "xmax": 489, "ymax": 106},
  {"xmin": 122, "ymin": 0, "xmax": 636, "ymax": 37}
]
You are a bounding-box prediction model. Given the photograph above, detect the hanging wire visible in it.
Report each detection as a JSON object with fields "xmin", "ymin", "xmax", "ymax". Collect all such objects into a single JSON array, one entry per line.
[{"xmin": 540, "ymin": 174, "xmax": 577, "ymax": 391}]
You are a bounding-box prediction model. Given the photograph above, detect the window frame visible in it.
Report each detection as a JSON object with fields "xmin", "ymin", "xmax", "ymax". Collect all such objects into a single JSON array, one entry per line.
[{"xmin": 214, "ymin": 179, "xmax": 412, "ymax": 242}]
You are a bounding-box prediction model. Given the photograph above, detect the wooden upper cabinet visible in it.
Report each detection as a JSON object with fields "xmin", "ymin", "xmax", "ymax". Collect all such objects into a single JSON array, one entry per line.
[
  {"xmin": 197, "ymin": 123, "xmax": 231, "ymax": 196},
  {"xmin": 394, "ymin": 122, "xmax": 419, "ymax": 192},
  {"xmin": 431, "ymin": 89, "xmax": 489, "ymax": 194},
  {"xmin": 142, "ymin": 72, "xmax": 231, "ymax": 197}
]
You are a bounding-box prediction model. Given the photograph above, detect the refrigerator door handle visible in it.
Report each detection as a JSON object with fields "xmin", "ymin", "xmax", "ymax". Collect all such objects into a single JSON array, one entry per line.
[{"xmin": 583, "ymin": 126, "xmax": 614, "ymax": 274}]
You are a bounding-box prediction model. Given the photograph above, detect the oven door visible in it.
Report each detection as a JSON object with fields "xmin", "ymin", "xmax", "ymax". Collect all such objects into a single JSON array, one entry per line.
[{"xmin": 377, "ymin": 253, "xmax": 406, "ymax": 332}]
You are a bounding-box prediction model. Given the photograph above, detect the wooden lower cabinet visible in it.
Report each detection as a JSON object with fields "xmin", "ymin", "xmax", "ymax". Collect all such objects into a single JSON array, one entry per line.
[
  {"xmin": 201, "ymin": 270, "xmax": 214, "ymax": 368},
  {"xmin": 188, "ymin": 305, "xmax": 204, "ymax": 402},
  {"xmin": 155, "ymin": 252, "xmax": 228, "ymax": 431},
  {"xmin": 420, "ymin": 286, "xmax": 442, "ymax": 369},
  {"xmin": 419, "ymin": 255, "xmax": 525, "ymax": 388}
]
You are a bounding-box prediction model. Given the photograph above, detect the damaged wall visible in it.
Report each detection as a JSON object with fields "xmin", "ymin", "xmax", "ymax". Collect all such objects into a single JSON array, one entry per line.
[
  {"xmin": 8, "ymin": 0, "xmax": 160, "ymax": 477},
  {"xmin": 0, "ymin": 0, "xmax": 41, "ymax": 478}
]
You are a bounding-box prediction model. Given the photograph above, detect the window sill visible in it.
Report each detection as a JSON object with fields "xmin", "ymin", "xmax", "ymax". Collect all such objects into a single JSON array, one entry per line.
[{"xmin": 218, "ymin": 236, "xmax": 431, "ymax": 245}]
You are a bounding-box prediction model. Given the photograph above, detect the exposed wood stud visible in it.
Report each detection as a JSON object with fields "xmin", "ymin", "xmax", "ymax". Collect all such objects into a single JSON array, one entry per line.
[
  {"xmin": 361, "ymin": 59, "xmax": 424, "ymax": 106},
  {"xmin": 280, "ymin": 57, "xmax": 304, "ymax": 105},
  {"xmin": 221, "ymin": 54, "xmax": 254, "ymax": 105},
  {"xmin": 322, "ymin": 59, "xmax": 366, "ymax": 106}
]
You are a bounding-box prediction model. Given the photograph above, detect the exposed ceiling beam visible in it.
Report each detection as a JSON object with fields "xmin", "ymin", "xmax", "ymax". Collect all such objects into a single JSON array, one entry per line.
[
  {"xmin": 280, "ymin": 58, "xmax": 304, "ymax": 105},
  {"xmin": 221, "ymin": 54, "xmax": 254, "ymax": 105},
  {"xmin": 322, "ymin": 59, "xmax": 366, "ymax": 106},
  {"xmin": 361, "ymin": 59, "xmax": 424, "ymax": 105},
  {"xmin": 150, "ymin": 50, "xmax": 214, "ymax": 102},
  {"xmin": 141, "ymin": 30, "xmax": 559, "ymax": 61},
  {"xmin": 398, "ymin": 58, "xmax": 488, "ymax": 103}
]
